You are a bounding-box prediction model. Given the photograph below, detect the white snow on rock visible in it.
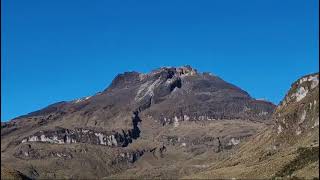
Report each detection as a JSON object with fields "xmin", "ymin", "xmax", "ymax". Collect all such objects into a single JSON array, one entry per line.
[
  {"xmin": 183, "ymin": 115, "xmax": 190, "ymax": 121},
  {"xmin": 181, "ymin": 143, "xmax": 186, "ymax": 147}
]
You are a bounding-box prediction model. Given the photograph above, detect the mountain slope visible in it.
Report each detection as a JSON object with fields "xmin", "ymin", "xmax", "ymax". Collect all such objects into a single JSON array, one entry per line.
[
  {"xmin": 1, "ymin": 66, "xmax": 277, "ymax": 179},
  {"xmin": 188, "ymin": 72, "xmax": 319, "ymax": 179}
]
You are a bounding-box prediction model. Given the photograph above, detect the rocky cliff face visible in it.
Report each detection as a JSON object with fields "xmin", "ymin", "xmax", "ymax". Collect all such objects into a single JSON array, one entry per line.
[
  {"xmin": 1, "ymin": 66, "xmax": 278, "ymax": 179},
  {"xmin": 274, "ymin": 73, "xmax": 319, "ymax": 144}
]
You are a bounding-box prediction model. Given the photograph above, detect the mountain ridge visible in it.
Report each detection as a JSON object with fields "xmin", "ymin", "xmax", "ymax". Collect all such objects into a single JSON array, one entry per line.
[{"xmin": 8, "ymin": 65, "xmax": 275, "ymax": 122}]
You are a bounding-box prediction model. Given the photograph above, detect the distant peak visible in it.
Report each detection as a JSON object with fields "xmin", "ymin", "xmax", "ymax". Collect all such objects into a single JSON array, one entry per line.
[{"xmin": 105, "ymin": 66, "xmax": 200, "ymax": 91}]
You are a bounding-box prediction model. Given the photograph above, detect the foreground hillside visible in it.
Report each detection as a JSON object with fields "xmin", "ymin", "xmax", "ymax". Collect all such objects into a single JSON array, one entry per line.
[
  {"xmin": 1, "ymin": 66, "xmax": 318, "ymax": 179},
  {"xmin": 187, "ymin": 73, "xmax": 319, "ymax": 179}
]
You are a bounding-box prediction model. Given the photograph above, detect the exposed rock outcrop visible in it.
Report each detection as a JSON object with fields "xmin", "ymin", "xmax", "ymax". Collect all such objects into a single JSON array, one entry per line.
[{"xmin": 274, "ymin": 73, "xmax": 319, "ymax": 145}]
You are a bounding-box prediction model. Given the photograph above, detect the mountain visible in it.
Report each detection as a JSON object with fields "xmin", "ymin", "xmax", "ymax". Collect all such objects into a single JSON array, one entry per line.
[{"xmin": 3, "ymin": 66, "xmax": 316, "ymax": 179}]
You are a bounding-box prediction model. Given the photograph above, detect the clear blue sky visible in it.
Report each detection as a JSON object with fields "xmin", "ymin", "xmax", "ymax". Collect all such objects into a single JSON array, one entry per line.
[{"xmin": 1, "ymin": 0, "xmax": 319, "ymax": 121}]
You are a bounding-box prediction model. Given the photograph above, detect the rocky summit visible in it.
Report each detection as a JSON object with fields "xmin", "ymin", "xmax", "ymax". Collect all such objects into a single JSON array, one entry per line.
[{"xmin": 1, "ymin": 66, "xmax": 318, "ymax": 179}]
